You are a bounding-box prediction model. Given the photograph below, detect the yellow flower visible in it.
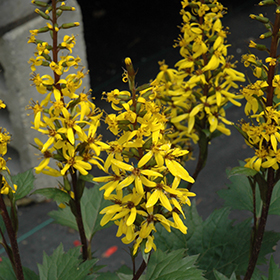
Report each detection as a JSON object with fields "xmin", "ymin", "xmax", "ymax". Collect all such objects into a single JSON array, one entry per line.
[
  {"xmin": 111, "ymin": 159, "xmax": 162, "ymax": 195},
  {"xmin": 265, "ymin": 57, "xmax": 277, "ymax": 66},
  {"xmin": 1, "ymin": 178, "xmax": 17, "ymax": 195},
  {"xmin": 192, "ymin": 36, "xmax": 208, "ymax": 58},
  {"xmin": 28, "ymin": 56, "xmax": 45, "ymax": 72},
  {"xmin": 61, "ymin": 143, "xmax": 91, "ymax": 175},
  {"xmin": 273, "ymin": 75, "xmax": 280, "ymax": 98},
  {"xmin": 0, "ymin": 100, "xmax": 6, "ymax": 109},
  {"xmin": 61, "ymin": 35, "xmax": 76, "ymax": 53},
  {"xmin": 57, "ymin": 109, "xmax": 85, "ymax": 145},
  {"xmin": 50, "ymin": 61, "xmax": 63, "ymax": 75},
  {"xmin": 30, "ymin": 74, "xmax": 54, "ymax": 94}
]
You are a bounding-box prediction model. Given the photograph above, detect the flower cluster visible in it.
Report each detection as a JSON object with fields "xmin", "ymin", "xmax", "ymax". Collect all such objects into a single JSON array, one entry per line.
[
  {"xmin": 28, "ymin": 1, "xmax": 106, "ymax": 190},
  {"xmin": 0, "ymin": 100, "xmax": 17, "ymax": 195},
  {"xmin": 95, "ymin": 58, "xmax": 196, "ymax": 255},
  {"xmin": 238, "ymin": 1, "xmax": 280, "ymax": 172},
  {"xmin": 150, "ymin": 0, "xmax": 244, "ymax": 153}
]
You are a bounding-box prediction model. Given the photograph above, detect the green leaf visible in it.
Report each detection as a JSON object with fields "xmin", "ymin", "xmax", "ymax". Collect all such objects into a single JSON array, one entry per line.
[
  {"xmin": 228, "ymin": 166, "xmax": 257, "ymax": 177},
  {"xmin": 217, "ymin": 174, "xmax": 262, "ymax": 213},
  {"xmin": 154, "ymin": 203, "xmax": 280, "ymax": 280},
  {"xmin": 0, "ymin": 257, "xmax": 39, "ymax": 280},
  {"xmin": 268, "ymin": 180, "xmax": 280, "ymax": 215},
  {"xmin": 13, "ymin": 169, "xmax": 35, "ymax": 201},
  {"xmin": 145, "ymin": 249, "xmax": 204, "ymax": 280},
  {"xmin": 48, "ymin": 187, "xmax": 112, "ymax": 241},
  {"xmin": 218, "ymin": 173, "xmax": 280, "ymax": 215},
  {"xmin": 95, "ymin": 272, "xmax": 119, "ymax": 280},
  {"xmin": 37, "ymin": 243, "xmax": 98, "ymax": 280},
  {"xmin": 32, "ymin": 188, "xmax": 70, "ymax": 204},
  {"xmin": 79, "ymin": 173, "xmax": 95, "ymax": 183},
  {"xmin": 1, "ymin": 169, "xmax": 15, "ymax": 191},
  {"xmin": 268, "ymin": 255, "xmax": 280, "ymax": 280},
  {"xmin": 214, "ymin": 270, "xmax": 236, "ymax": 280}
]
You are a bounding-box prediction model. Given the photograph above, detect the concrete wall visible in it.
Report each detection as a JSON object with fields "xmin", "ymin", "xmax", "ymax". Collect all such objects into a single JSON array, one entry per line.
[{"xmin": 0, "ymin": 0, "xmax": 90, "ymax": 200}]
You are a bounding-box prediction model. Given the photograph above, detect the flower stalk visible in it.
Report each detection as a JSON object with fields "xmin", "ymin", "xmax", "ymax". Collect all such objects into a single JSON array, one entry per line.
[
  {"xmin": 239, "ymin": 0, "xmax": 280, "ymax": 278},
  {"xmin": 0, "ymin": 177, "xmax": 24, "ymax": 280},
  {"xmin": 70, "ymin": 170, "xmax": 88, "ymax": 261}
]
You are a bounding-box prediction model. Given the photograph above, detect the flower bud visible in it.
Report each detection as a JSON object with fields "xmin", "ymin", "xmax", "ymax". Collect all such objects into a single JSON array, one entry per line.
[
  {"xmin": 249, "ymin": 14, "xmax": 269, "ymax": 23},
  {"xmin": 63, "ymin": 175, "xmax": 71, "ymax": 191},
  {"xmin": 258, "ymin": 0, "xmax": 276, "ymax": 5},
  {"xmin": 259, "ymin": 31, "xmax": 272, "ymax": 39},
  {"xmin": 56, "ymin": 9, "xmax": 63, "ymax": 17},
  {"xmin": 249, "ymin": 40, "xmax": 268, "ymax": 51},
  {"xmin": 37, "ymin": 26, "xmax": 50, "ymax": 33},
  {"xmin": 60, "ymin": 22, "xmax": 80, "ymax": 29},
  {"xmin": 59, "ymin": 5, "xmax": 76, "ymax": 11},
  {"xmin": 31, "ymin": 0, "xmax": 48, "ymax": 7},
  {"xmin": 130, "ymin": 148, "xmax": 140, "ymax": 157},
  {"xmin": 35, "ymin": 8, "xmax": 50, "ymax": 20},
  {"xmin": 125, "ymin": 57, "xmax": 136, "ymax": 77}
]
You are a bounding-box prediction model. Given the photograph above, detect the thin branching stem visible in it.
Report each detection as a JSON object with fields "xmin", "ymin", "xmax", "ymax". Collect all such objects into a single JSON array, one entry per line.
[
  {"xmin": 244, "ymin": 168, "xmax": 274, "ymax": 280},
  {"xmin": 0, "ymin": 182, "xmax": 24, "ymax": 279},
  {"xmin": 71, "ymin": 170, "xmax": 88, "ymax": 261}
]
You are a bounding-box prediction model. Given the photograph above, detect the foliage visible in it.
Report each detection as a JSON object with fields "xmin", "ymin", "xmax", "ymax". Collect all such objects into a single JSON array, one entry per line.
[
  {"xmin": 37, "ymin": 243, "xmax": 99, "ymax": 280},
  {"xmin": 154, "ymin": 201, "xmax": 280, "ymax": 279},
  {"xmin": 48, "ymin": 186, "xmax": 112, "ymax": 242}
]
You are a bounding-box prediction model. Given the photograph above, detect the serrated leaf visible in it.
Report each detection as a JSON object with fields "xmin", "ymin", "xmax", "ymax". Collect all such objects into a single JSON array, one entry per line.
[
  {"xmin": 219, "ymin": 174, "xmax": 280, "ymax": 216},
  {"xmin": 95, "ymin": 272, "xmax": 119, "ymax": 280},
  {"xmin": 155, "ymin": 203, "xmax": 280, "ymax": 280},
  {"xmin": 217, "ymin": 174, "xmax": 262, "ymax": 213},
  {"xmin": 268, "ymin": 255, "xmax": 280, "ymax": 280},
  {"xmin": 37, "ymin": 243, "xmax": 98, "ymax": 280},
  {"xmin": 48, "ymin": 187, "xmax": 112, "ymax": 241},
  {"xmin": 145, "ymin": 249, "xmax": 204, "ymax": 280},
  {"xmin": 214, "ymin": 270, "xmax": 236, "ymax": 280},
  {"xmin": 13, "ymin": 169, "xmax": 35, "ymax": 201},
  {"xmin": 268, "ymin": 180, "xmax": 280, "ymax": 215},
  {"xmin": 0, "ymin": 257, "xmax": 39, "ymax": 280},
  {"xmin": 228, "ymin": 166, "xmax": 257, "ymax": 177},
  {"xmin": 32, "ymin": 187, "xmax": 70, "ymax": 204},
  {"xmin": 117, "ymin": 273, "xmax": 134, "ymax": 280},
  {"xmin": 154, "ymin": 200, "xmax": 203, "ymax": 252}
]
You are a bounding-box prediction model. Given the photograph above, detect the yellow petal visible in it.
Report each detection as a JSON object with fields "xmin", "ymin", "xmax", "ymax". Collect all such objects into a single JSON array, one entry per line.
[
  {"xmin": 146, "ymin": 189, "xmax": 160, "ymax": 208},
  {"xmin": 126, "ymin": 207, "xmax": 137, "ymax": 226},
  {"xmin": 135, "ymin": 176, "xmax": 144, "ymax": 195},
  {"xmin": 112, "ymin": 159, "xmax": 134, "ymax": 171},
  {"xmin": 159, "ymin": 192, "xmax": 172, "ymax": 211},
  {"xmin": 173, "ymin": 212, "xmax": 187, "ymax": 234},
  {"xmin": 138, "ymin": 151, "xmax": 153, "ymax": 168}
]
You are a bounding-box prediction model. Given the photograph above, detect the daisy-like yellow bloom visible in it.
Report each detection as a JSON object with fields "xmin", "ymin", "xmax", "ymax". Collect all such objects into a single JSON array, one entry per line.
[
  {"xmin": 61, "ymin": 35, "xmax": 76, "ymax": 53},
  {"xmin": 111, "ymin": 159, "xmax": 162, "ymax": 195},
  {"xmin": 30, "ymin": 73, "xmax": 54, "ymax": 94},
  {"xmin": 61, "ymin": 143, "xmax": 91, "ymax": 175}
]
